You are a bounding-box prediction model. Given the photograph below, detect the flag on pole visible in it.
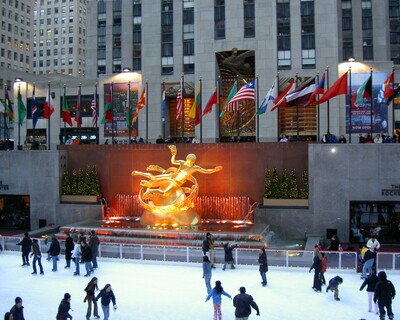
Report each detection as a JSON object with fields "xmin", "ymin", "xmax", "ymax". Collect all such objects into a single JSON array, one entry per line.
[
  {"xmin": 257, "ymin": 78, "xmax": 278, "ymax": 115},
  {"xmin": 5, "ymin": 88, "xmax": 14, "ymax": 124},
  {"xmin": 203, "ymin": 83, "xmax": 218, "ymax": 117},
  {"xmin": 270, "ymin": 79, "xmax": 296, "ymax": 112},
  {"xmin": 305, "ymin": 73, "xmax": 325, "ymax": 107},
  {"xmin": 91, "ymin": 93, "xmax": 97, "ymax": 127},
  {"xmin": 354, "ymin": 75, "xmax": 372, "ymax": 107},
  {"xmin": 285, "ymin": 77, "xmax": 316, "ymax": 108},
  {"xmin": 31, "ymin": 86, "xmax": 38, "ymax": 128},
  {"xmin": 219, "ymin": 82, "xmax": 237, "ymax": 117},
  {"xmin": 136, "ymin": 86, "xmax": 146, "ymax": 111},
  {"xmin": 383, "ymin": 73, "xmax": 394, "ymax": 100},
  {"xmin": 75, "ymin": 87, "xmax": 82, "ymax": 128},
  {"xmin": 17, "ymin": 87, "xmax": 26, "ymax": 126},
  {"xmin": 189, "ymin": 82, "xmax": 201, "ymax": 125},
  {"xmin": 62, "ymin": 95, "xmax": 73, "ymax": 126},
  {"xmin": 43, "ymin": 89, "xmax": 54, "ymax": 118},
  {"xmin": 176, "ymin": 80, "xmax": 183, "ymax": 119},
  {"xmin": 315, "ymin": 71, "xmax": 348, "ymax": 105},
  {"xmin": 101, "ymin": 89, "xmax": 113, "ymax": 124},
  {"xmin": 162, "ymin": 83, "xmax": 166, "ymax": 123},
  {"xmin": 386, "ymin": 86, "xmax": 400, "ymax": 105}
]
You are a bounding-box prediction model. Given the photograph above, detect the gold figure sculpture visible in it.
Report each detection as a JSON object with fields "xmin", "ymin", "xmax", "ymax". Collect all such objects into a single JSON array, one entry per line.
[{"xmin": 131, "ymin": 145, "xmax": 222, "ymax": 226}]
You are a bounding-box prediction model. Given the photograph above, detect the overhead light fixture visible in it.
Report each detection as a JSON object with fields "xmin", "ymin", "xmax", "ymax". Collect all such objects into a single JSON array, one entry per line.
[
  {"xmin": 123, "ymin": 67, "xmax": 131, "ymax": 72},
  {"xmin": 348, "ymin": 58, "xmax": 355, "ymax": 62},
  {"xmin": 15, "ymin": 77, "xmax": 23, "ymax": 82}
]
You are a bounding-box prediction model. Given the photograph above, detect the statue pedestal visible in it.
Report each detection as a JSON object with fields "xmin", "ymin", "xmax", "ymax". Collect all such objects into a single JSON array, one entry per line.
[{"xmin": 140, "ymin": 208, "xmax": 200, "ymax": 227}]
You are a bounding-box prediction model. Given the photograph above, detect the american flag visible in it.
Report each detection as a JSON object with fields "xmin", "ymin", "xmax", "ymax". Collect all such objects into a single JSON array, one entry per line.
[
  {"xmin": 225, "ymin": 80, "xmax": 255, "ymax": 112},
  {"xmin": 176, "ymin": 79, "xmax": 183, "ymax": 119},
  {"xmin": 91, "ymin": 94, "xmax": 97, "ymax": 127}
]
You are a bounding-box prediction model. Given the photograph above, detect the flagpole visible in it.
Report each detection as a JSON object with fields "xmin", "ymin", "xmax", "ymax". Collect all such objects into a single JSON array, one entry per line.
[
  {"xmin": 199, "ymin": 78, "xmax": 203, "ymax": 143},
  {"xmin": 181, "ymin": 74, "xmax": 185, "ymax": 143},
  {"xmin": 295, "ymin": 73, "xmax": 299, "ymax": 141},
  {"xmin": 236, "ymin": 76, "xmax": 240, "ymax": 139},
  {"xmin": 316, "ymin": 72, "xmax": 320, "ymax": 142},
  {"xmin": 217, "ymin": 76, "xmax": 221, "ymax": 140},
  {"xmin": 111, "ymin": 83, "xmax": 114, "ymax": 144},
  {"xmin": 370, "ymin": 67, "xmax": 373, "ymax": 137},
  {"xmin": 17, "ymin": 85, "xmax": 21, "ymax": 149},
  {"xmin": 128, "ymin": 81, "xmax": 131, "ymax": 143},
  {"xmin": 47, "ymin": 82, "xmax": 51, "ymax": 150},
  {"xmin": 326, "ymin": 67, "xmax": 330, "ymax": 135},
  {"xmin": 348, "ymin": 66, "xmax": 352, "ymax": 143},
  {"xmin": 32, "ymin": 83, "xmax": 36, "ymax": 141},
  {"xmin": 256, "ymin": 74, "xmax": 259, "ymax": 142},
  {"xmin": 145, "ymin": 80, "xmax": 149, "ymax": 143},
  {"xmin": 95, "ymin": 83, "xmax": 98, "ymax": 144},
  {"xmin": 391, "ymin": 65, "xmax": 395, "ymax": 135},
  {"xmin": 162, "ymin": 80, "xmax": 166, "ymax": 139},
  {"xmin": 63, "ymin": 85, "xmax": 66, "ymax": 143},
  {"xmin": 276, "ymin": 74, "xmax": 280, "ymax": 141}
]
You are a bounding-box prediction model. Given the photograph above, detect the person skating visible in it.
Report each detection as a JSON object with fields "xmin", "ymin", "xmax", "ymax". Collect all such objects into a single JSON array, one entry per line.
[
  {"xmin": 374, "ymin": 271, "xmax": 396, "ymax": 320},
  {"xmin": 205, "ymin": 280, "xmax": 232, "ymax": 320},
  {"xmin": 64, "ymin": 233, "xmax": 74, "ymax": 269},
  {"xmin": 309, "ymin": 245, "xmax": 322, "ymax": 292},
  {"xmin": 30, "ymin": 239, "xmax": 44, "ymax": 275},
  {"xmin": 203, "ymin": 255, "xmax": 212, "ymax": 294},
  {"xmin": 84, "ymin": 277, "xmax": 100, "ymax": 320},
  {"xmin": 48, "ymin": 235, "xmax": 60, "ymax": 272},
  {"xmin": 222, "ymin": 242, "xmax": 237, "ymax": 271},
  {"xmin": 56, "ymin": 293, "xmax": 72, "ymax": 320},
  {"xmin": 71, "ymin": 238, "xmax": 81, "ymax": 276},
  {"xmin": 16, "ymin": 233, "xmax": 32, "ymax": 267},
  {"xmin": 89, "ymin": 230, "xmax": 100, "ymax": 269},
  {"xmin": 233, "ymin": 287, "xmax": 260, "ymax": 319},
  {"xmin": 326, "ymin": 276, "xmax": 343, "ymax": 301},
  {"xmin": 361, "ymin": 248, "xmax": 375, "ymax": 280},
  {"xmin": 321, "ymin": 252, "xmax": 327, "ymax": 285},
  {"xmin": 10, "ymin": 297, "xmax": 24, "ymax": 320},
  {"xmin": 96, "ymin": 284, "xmax": 117, "ymax": 320},
  {"xmin": 4, "ymin": 312, "xmax": 13, "ymax": 320},
  {"xmin": 360, "ymin": 271, "xmax": 379, "ymax": 314},
  {"xmin": 258, "ymin": 248, "xmax": 268, "ymax": 286},
  {"xmin": 80, "ymin": 240, "xmax": 94, "ymax": 277}
]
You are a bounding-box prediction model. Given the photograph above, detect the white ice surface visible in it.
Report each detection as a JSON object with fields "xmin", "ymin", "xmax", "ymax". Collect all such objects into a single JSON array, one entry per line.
[{"xmin": 0, "ymin": 251, "xmax": 398, "ymax": 320}]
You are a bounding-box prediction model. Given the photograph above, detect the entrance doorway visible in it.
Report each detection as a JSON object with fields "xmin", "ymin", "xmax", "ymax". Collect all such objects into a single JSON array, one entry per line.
[
  {"xmin": 0, "ymin": 195, "xmax": 30, "ymax": 231},
  {"xmin": 350, "ymin": 201, "xmax": 400, "ymax": 244}
]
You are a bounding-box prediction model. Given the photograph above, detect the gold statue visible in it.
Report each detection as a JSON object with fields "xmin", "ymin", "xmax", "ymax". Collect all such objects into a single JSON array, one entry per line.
[{"xmin": 131, "ymin": 145, "xmax": 222, "ymax": 226}]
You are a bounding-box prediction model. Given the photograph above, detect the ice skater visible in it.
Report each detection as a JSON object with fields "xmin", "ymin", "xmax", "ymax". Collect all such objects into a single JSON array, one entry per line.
[
  {"xmin": 205, "ymin": 280, "xmax": 232, "ymax": 320},
  {"xmin": 258, "ymin": 248, "xmax": 268, "ymax": 286},
  {"xmin": 30, "ymin": 239, "xmax": 44, "ymax": 275},
  {"xmin": 10, "ymin": 297, "xmax": 24, "ymax": 320},
  {"xmin": 374, "ymin": 271, "xmax": 396, "ymax": 320},
  {"xmin": 16, "ymin": 233, "xmax": 32, "ymax": 267},
  {"xmin": 84, "ymin": 277, "xmax": 100, "ymax": 320},
  {"xmin": 360, "ymin": 270, "xmax": 379, "ymax": 314},
  {"xmin": 326, "ymin": 276, "xmax": 343, "ymax": 301},
  {"xmin": 96, "ymin": 284, "xmax": 117, "ymax": 320},
  {"xmin": 222, "ymin": 242, "xmax": 237, "ymax": 271},
  {"xmin": 71, "ymin": 237, "xmax": 81, "ymax": 276},
  {"xmin": 56, "ymin": 293, "xmax": 72, "ymax": 320},
  {"xmin": 203, "ymin": 255, "xmax": 212, "ymax": 294},
  {"xmin": 309, "ymin": 245, "xmax": 322, "ymax": 292}
]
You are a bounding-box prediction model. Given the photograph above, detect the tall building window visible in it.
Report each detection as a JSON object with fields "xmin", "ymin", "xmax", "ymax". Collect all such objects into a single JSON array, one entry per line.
[
  {"xmin": 389, "ymin": 0, "xmax": 400, "ymax": 64},
  {"xmin": 277, "ymin": 0, "xmax": 291, "ymax": 69},
  {"xmin": 133, "ymin": 0, "xmax": 142, "ymax": 71},
  {"xmin": 244, "ymin": 0, "xmax": 255, "ymax": 38},
  {"xmin": 112, "ymin": 0, "xmax": 122, "ymax": 73},
  {"xmin": 341, "ymin": 0, "xmax": 353, "ymax": 61},
  {"xmin": 361, "ymin": 0, "xmax": 373, "ymax": 60},
  {"xmin": 301, "ymin": 0, "xmax": 315, "ymax": 68},
  {"xmin": 161, "ymin": 0, "xmax": 173, "ymax": 75},
  {"xmin": 214, "ymin": 0, "xmax": 225, "ymax": 40},
  {"xmin": 183, "ymin": 0, "xmax": 194, "ymax": 74}
]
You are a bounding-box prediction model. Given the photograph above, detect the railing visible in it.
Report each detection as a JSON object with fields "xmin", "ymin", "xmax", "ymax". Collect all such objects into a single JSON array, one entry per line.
[{"xmin": 2, "ymin": 236, "xmax": 400, "ymax": 271}]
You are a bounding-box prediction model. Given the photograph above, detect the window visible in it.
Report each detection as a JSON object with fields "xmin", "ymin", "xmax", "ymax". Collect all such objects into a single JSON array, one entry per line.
[
  {"xmin": 161, "ymin": 0, "xmax": 173, "ymax": 74},
  {"xmin": 244, "ymin": 0, "xmax": 255, "ymax": 38},
  {"xmin": 214, "ymin": 0, "xmax": 225, "ymax": 39}
]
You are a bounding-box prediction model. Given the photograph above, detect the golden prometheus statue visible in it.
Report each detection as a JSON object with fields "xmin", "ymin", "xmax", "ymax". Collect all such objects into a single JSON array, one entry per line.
[{"xmin": 131, "ymin": 145, "xmax": 222, "ymax": 227}]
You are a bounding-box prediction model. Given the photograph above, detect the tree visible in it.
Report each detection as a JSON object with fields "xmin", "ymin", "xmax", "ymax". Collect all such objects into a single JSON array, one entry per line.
[
  {"xmin": 263, "ymin": 167, "xmax": 272, "ymax": 198},
  {"xmin": 61, "ymin": 171, "xmax": 72, "ymax": 195},
  {"xmin": 299, "ymin": 169, "xmax": 309, "ymax": 199},
  {"xmin": 270, "ymin": 167, "xmax": 281, "ymax": 199},
  {"xmin": 288, "ymin": 169, "xmax": 299, "ymax": 199},
  {"xmin": 280, "ymin": 168, "xmax": 290, "ymax": 198}
]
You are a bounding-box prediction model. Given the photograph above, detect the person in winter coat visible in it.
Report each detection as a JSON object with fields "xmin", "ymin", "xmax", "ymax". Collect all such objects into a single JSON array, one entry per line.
[
  {"xmin": 374, "ymin": 271, "xmax": 396, "ymax": 320},
  {"xmin": 64, "ymin": 233, "xmax": 74, "ymax": 269},
  {"xmin": 3, "ymin": 312, "xmax": 13, "ymax": 320},
  {"xmin": 309, "ymin": 246, "xmax": 322, "ymax": 292},
  {"xmin": 48, "ymin": 235, "xmax": 61, "ymax": 272},
  {"xmin": 222, "ymin": 242, "xmax": 237, "ymax": 271},
  {"xmin": 233, "ymin": 286, "xmax": 260, "ymax": 319},
  {"xmin": 16, "ymin": 233, "xmax": 32, "ymax": 266},
  {"xmin": 30, "ymin": 239, "xmax": 44, "ymax": 275},
  {"xmin": 258, "ymin": 248, "xmax": 268, "ymax": 286},
  {"xmin": 71, "ymin": 238, "xmax": 81, "ymax": 276},
  {"xmin": 326, "ymin": 276, "xmax": 343, "ymax": 301},
  {"xmin": 321, "ymin": 252, "xmax": 327, "ymax": 285},
  {"xmin": 203, "ymin": 255, "xmax": 212, "ymax": 294},
  {"xmin": 84, "ymin": 277, "xmax": 99, "ymax": 320},
  {"xmin": 360, "ymin": 271, "xmax": 379, "ymax": 314},
  {"xmin": 96, "ymin": 284, "xmax": 117, "ymax": 320},
  {"xmin": 89, "ymin": 230, "xmax": 100, "ymax": 269},
  {"xmin": 205, "ymin": 280, "xmax": 232, "ymax": 320},
  {"xmin": 202, "ymin": 233, "xmax": 210, "ymax": 257},
  {"xmin": 56, "ymin": 293, "xmax": 72, "ymax": 320},
  {"xmin": 362, "ymin": 249, "xmax": 375, "ymax": 279},
  {"xmin": 80, "ymin": 241, "xmax": 93, "ymax": 277},
  {"xmin": 10, "ymin": 297, "xmax": 24, "ymax": 320}
]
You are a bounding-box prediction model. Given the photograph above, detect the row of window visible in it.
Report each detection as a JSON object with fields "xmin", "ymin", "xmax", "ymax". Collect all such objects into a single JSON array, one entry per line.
[{"xmin": 2, "ymin": 0, "xmax": 30, "ymax": 14}]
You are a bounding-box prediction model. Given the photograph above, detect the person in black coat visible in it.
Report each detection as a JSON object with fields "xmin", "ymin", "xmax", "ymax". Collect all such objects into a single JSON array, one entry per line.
[
  {"xmin": 81, "ymin": 241, "xmax": 93, "ymax": 277},
  {"xmin": 89, "ymin": 230, "xmax": 100, "ymax": 269},
  {"xmin": 56, "ymin": 293, "xmax": 72, "ymax": 320},
  {"xmin": 233, "ymin": 286, "xmax": 260, "ymax": 319},
  {"xmin": 64, "ymin": 233, "xmax": 74, "ymax": 268},
  {"xmin": 309, "ymin": 246, "xmax": 322, "ymax": 292},
  {"xmin": 96, "ymin": 284, "xmax": 117, "ymax": 320},
  {"xmin": 360, "ymin": 271, "xmax": 379, "ymax": 314},
  {"xmin": 258, "ymin": 248, "xmax": 268, "ymax": 286},
  {"xmin": 48, "ymin": 235, "xmax": 61, "ymax": 272},
  {"xmin": 16, "ymin": 233, "xmax": 32, "ymax": 266},
  {"xmin": 374, "ymin": 271, "xmax": 396, "ymax": 320},
  {"xmin": 222, "ymin": 242, "xmax": 237, "ymax": 271},
  {"xmin": 10, "ymin": 297, "xmax": 24, "ymax": 320}
]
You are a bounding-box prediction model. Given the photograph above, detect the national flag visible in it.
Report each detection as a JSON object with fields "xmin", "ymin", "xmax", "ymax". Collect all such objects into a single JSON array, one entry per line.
[
  {"xmin": 43, "ymin": 89, "xmax": 54, "ymax": 118},
  {"xmin": 383, "ymin": 73, "xmax": 394, "ymax": 100},
  {"xmin": 31, "ymin": 86, "xmax": 38, "ymax": 128},
  {"xmin": 386, "ymin": 86, "xmax": 400, "ymax": 105},
  {"xmin": 285, "ymin": 77, "xmax": 316, "ymax": 108},
  {"xmin": 5, "ymin": 89, "xmax": 14, "ymax": 124},
  {"xmin": 17, "ymin": 87, "xmax": 27, "ymax": 125},
  {"xmin": 219, "ymin": 82, "xmax": 237, "ymax": 117},
  {"xmin": 315, "ymin": 71, "xmax": 348, "ymax": 105},
  {"xmin": 75, "ymin": 87, "xmax": 82, "ymax": 128},
  {"xmin": 305, "ymin": 73, "xmax": 325, "ymax": 107},
  {"xmin": 354, "ymin": 75, "xmax": 372, "ymax": 107},
  {"xmin": 136, "ymin": 86, "xmax": 146, "ymax": 111},
  {"xmin": 101, "ymin": 89, "xmax": 113, "ymax": 124},
  {"xmin": 132, "ymin": 108, "xmax": 139, "ymax": 125},
  {"xmin": 62, "ymin": 95, "xmax": 73, "ymax": 126},
  {"xmin": 202, "ymin": 83, "xmax": 218, "ymax": 117},
  {"xmin": 91, "ymin": 94, "xmax": 97, "ymax": 127},
  {"xmin": 257, "ymin": 78, "xmax": 278, "ymax": 115},
  {"xmin": 161, "ymin": 83, "xmax": 166, "ymax": 123},
  {"xmin": 270, "ymin": 79, "xmax": 295, "ymax": 112},
  {"xmin": 176, "ymin": 80, "xmax": 183, "ymax": 119},
  {"xmin": 188, "ymin": 82, "xmax": 201, "ymax": 125}
]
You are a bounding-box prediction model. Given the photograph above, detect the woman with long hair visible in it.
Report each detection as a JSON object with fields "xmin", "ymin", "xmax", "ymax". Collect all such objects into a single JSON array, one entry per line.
[
  {"xmin": 96, "ymin": 284, "xmax": 117, "ymax": 320},
  {"xmin": 84, "ymin": 276, "xmax": 99, "ymax": 320},
  {"xmin": 205, "ymin": 280, "xmax": 231, "ymax": 320},
  {"xmin": 258, "ymin": 248, "xmax": 268, "ymax": 286}
]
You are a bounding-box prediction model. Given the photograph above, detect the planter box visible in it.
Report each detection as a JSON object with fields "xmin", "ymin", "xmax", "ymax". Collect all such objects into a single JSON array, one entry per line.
[
  {"xmin": 60, "ymin": 195, "xmax": 98, "ymax": 203},
  {"xmin": 263, "ymin": 198, "xmax": 308, "ymax": 207}
]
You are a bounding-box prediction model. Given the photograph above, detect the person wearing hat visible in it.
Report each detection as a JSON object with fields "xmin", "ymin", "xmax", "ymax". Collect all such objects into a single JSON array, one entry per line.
[
  {"xmin": 56, "ymin": 293, "xmax": 72, "ymax": 320},
  {"xmin": 233, "ymin": 287, "xmax": 260, "ymax": 319},
  {"xmin": 10, "ymin": 297, "xmax": 24, "ymax": 320}
]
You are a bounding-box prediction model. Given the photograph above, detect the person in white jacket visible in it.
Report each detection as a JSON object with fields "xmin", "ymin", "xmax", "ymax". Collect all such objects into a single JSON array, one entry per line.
[{"xmin": 71, "ymin": 238, "xmax": 81, "ymax": 276}]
